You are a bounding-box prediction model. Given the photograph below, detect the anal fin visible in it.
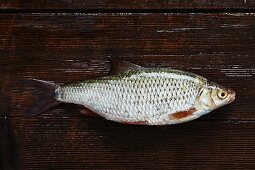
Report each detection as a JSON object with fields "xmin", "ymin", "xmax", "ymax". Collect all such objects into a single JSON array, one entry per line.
[
  {"xmin": 121, "ymin": 121, "xmax": 148, "ymax": 125},
  {"xmin": 79, "ymin": 107, "xmax": 100, "ymax": 117}
]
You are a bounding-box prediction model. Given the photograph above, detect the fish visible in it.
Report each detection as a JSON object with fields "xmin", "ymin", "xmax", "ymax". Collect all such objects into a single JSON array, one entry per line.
[{"xmin": 26, "ymin": 60, "xmax": 236, "ymax": 125}]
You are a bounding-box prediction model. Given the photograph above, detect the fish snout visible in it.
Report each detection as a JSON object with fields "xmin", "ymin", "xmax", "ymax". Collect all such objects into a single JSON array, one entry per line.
[{"xmin": 228, "ymin": 89, "xmax": 236, "ymax": 103}]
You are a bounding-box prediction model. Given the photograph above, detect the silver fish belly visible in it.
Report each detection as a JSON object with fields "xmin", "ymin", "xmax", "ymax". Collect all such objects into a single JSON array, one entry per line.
[{"xmin": 55, "ymin": 69, "xmax": 206, "ymax": 125}]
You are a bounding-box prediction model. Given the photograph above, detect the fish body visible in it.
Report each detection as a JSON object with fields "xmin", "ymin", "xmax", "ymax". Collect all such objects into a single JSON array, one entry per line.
[
  {"xmin": 56, "ymin": 69, "xmax": 205, "ymax": 125},
  {"xmin": 26, "ymin": 61, "xmax": 236, "ymax": 125}
]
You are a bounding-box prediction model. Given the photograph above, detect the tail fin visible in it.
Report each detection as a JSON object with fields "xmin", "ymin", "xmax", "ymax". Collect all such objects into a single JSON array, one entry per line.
[{"xmin": 25, "ymin": 79, "xmax": 60, "ymax": 116}]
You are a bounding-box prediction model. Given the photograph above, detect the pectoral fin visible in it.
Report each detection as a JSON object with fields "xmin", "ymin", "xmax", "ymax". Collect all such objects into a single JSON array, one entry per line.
[{"xmin": 170, "ymin": 108, "xmax": 197, "ymax": 120}]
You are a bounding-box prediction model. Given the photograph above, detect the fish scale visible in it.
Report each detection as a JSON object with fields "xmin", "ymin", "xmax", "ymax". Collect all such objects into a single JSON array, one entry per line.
[{"xmin": 55, "ymin": 69, "xmax": 203, "ymax": 125}]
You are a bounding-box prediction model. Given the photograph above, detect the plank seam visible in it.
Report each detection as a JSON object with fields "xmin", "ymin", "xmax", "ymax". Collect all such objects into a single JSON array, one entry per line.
[{"xmin": 0, "ymin": 8, "xmax": 255, "ymax": 14}]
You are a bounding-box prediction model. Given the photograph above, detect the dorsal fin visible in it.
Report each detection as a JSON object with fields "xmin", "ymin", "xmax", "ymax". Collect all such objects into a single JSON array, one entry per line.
[{"xmin": 108, "ymin": 57, "xmax": 144, "ymax": 76}]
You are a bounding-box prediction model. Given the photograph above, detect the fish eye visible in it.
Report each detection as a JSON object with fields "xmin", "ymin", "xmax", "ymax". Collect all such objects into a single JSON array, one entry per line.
[{"xmin": 217, "ymin": 90, "xmax": 228, "ymax": 99}]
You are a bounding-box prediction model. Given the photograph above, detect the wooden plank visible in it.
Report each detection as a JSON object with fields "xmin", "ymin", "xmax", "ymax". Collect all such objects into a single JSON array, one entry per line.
[
  {"xmin": 0, "ymin": 13, "xmax": 255, "ymax": 169},
  {"xmin": 0, "ymin": 119, "xmax": 13, "ymax": 170},
  {"xmin": 0, "ymin": 13, "xmax": 254, "ymax": 121},
  {"xmin": 9, "ymin": 118, "xmax": 255, "ymax": 169},
  {"xmin": 0, "ymin": 0, "xmax": 255, "ymax": 10}
]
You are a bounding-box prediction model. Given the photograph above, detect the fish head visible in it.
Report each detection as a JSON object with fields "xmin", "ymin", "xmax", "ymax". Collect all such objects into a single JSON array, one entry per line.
[{"xmin": 197, "ymin": 81, "xmax": 236, "ymax": 111}]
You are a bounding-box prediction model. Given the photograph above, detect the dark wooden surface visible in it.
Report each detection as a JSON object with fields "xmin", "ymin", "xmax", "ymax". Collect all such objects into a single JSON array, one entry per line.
[
  {"xmin": 0, "ymin": 2, "xmax": 255, "ymax": 170},
  {"xmin": 1, "ymin": 0, "xmax": 255, "ymax": 9}
]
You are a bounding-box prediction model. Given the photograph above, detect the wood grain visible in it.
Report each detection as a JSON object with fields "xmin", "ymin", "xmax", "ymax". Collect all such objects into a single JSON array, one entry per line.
[
  {"xmin": 9, "ymin": 119, "xmax": 255, "ymax": 169},
  {"xmin": 0, "ymin": 0, "xmax": 255, "ymax": 10},
  {"xmin": 0, "ymin": 119, "xmax": 12, "ymax": 170},
  {"xmin": 0, "ymin": 13, "xmax": 255, "ymax": 169},
  {"xmin": 1, "ymin": 13, "xmax": 254, "ymax": 120}
]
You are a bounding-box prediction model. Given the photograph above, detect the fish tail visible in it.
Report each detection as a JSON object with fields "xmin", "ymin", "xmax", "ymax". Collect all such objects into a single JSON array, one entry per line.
[{"xmin": 25, "ymin": 79, "xmax": 60, "ymax": 116}]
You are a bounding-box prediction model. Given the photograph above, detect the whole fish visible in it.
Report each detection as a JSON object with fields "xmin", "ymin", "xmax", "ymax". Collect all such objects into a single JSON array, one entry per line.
[{"xmin": 27, "ymin": 61, "xmax": 235, "ymax": 125}]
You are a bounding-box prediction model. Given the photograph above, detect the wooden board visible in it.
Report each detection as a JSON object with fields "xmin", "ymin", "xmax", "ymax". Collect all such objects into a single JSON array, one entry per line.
[
  {"xmin": 7, "ymin": 119, "xmax": 255, "ymax": 169},
  {"xmin": 0, "ymin": 119, "xmax": 12, "ymax": 170},
  {"xmin": 0, "ymin": 13, "xmax": 255, "ymax": 169},
  {"xmin": 0, "ymin": 0, "xmax": 255, "ymax": 9}
]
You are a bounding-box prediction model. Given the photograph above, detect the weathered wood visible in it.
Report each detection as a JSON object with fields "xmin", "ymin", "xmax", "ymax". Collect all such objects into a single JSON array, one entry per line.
[
  {"xmin": 1, "ymin": 13, "xmax": 254, "ymax": 120},
  {"xmin": 0, "ymin": 13, "xmax": 255, "ymax": 169},
  {"xmin": 0, "ymin": 119, "xmax": 13, "ymax": 170},
  {"xmin": 0, "ymin": 0, "xmax": 255, "ymax": 9},
  {"xmin": 8, "ymin": 119, "xmax": 255, "ymax": 169}
]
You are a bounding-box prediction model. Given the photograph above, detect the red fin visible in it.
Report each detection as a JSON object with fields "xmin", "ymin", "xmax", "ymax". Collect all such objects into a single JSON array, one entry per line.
[
  {"xmin": 121, "ymin": 121, "xmax": 148, "ymax": 125},
  {"xmin": 79, "ymin": 107, "xmax": 100, "ymax": 117},
  {"xmin": 170, "ymin": 108, "xmax": 196, "ymax": 120}
]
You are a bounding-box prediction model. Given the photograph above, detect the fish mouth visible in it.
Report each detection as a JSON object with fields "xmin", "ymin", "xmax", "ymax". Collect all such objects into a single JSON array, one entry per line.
[{"xmin": 228, "ymin": 90, "xmax": 236, "ymax": 103}]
